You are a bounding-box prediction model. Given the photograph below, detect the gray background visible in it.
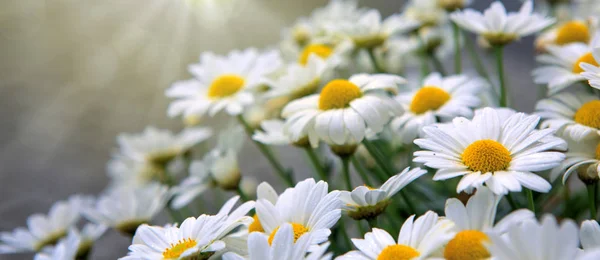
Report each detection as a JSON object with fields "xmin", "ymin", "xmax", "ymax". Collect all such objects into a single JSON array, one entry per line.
[{"xmin": 0, "ymin": 0, "xmax": 536, "ymax": 259}]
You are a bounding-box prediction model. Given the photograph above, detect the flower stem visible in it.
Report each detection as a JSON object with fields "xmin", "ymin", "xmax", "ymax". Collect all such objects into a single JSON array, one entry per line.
[
  {"xmin": 237, "ymin": 186, "xmax": 250, "ymax": 202},
  {"xmin": 367, "ymin": 218, "xmax": 378, "ymax": 229},
  {"xmin": 588, "ymin": 184, "xmax": 597, "ymax": 220},
  {"xmin": 452, "ymin": 21, "xmax": 462, "ymax": 74},
  {"xmin": 237, "ymin": 115, "xmax": 294, "ymax": 186},
  {"xmin": 361, "ymin": 139, "xmax": 395, "ymax": 176},
  {"xmin": 464, "ymin": 32, "xmax": 492, "ymax": 84},
  {"xmin": 367, "ymin": 48, "xmax": 384, "ymax": 73},
  {"xmin": 429, "ymin": 52, "xmax": 447, "ymax": 76},
  {"xmin": 400, "ymin": 190, "xmax": 417, "ymax": 215},
  {"xmin": 494, "ymin": 45, "xmax": 508, "ymax": 107},
  {"xmin": 526, "ymin": 189, "xmax": 536, "ymax": 214},
  {"xmin": 304, "ymin": 147, "xmax": 328, "ymax": 181},
  {"xmin": 506, "ymin": 193, "xmax": 519, "ymax": 210},
  {"xmin": 351, "ymin": 156, "xmax": 372, "ymax": 187},
  {"xmin": 341, "ymin": 156, "xmax": 352, "ymax": 190}
]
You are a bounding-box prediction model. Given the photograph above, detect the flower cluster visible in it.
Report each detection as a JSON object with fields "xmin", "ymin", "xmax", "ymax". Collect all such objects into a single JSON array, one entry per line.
[{"xmin": 4, "ymin": 0, "xmax": 600, "ymax": 259}]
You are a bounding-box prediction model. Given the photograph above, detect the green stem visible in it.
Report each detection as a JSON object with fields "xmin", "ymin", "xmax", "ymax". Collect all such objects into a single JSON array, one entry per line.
[
  {"xmin": 339, "ymin": 218, "xmax": 353, "ymax": 250},
  {"xmin": 352, "ymin": 156, "xmax": 372, "ymax": 186},
  {"xmin": 341, "ymin": 156, "xmax": 353, "ymax": 190},
  {"xmin": 237, "ymin": 186, "xmax": 250, "ymax": 202},
  {"xmin": 526, "ymin": 189, "xmax": 536, "ymax": 214},
  {"xmin": 452, "ymin": 21, "xmax": 462, "ymax": 74},
  {"xmin": 367, "ymin": 218, "xmax": 378, "ymax": 229},
  {"xmin": 429, "ymin": 52, "xmax": 447, "ymax": 76},
  {"xmin": 464, "ymin": 32, "xmax": 492, "ymax": 83},
  {"xmin": 588, "ymin": 184, "xmax": 597, "ymax": 220},
  {"xmin": 506, "ymin": 193, "xmax": 519, "ymax": 210},
  {"xmin": 494, "ymin": 46, "xmax": 508, "ymax": 107},
  {"xmin": 357, "ymin": 220, "xmax": 367, "ymax": 235},
  {"xmin": 362, "ymin": 139, "xmax": 395, "ymax": 176},
  {"xmin": 237, "ymin": 115, "xmax": 294, "ymax": 186},
  {"xmin": 367, "ymin": 48, "xmax": 384, "ymax": 73},
  {"xmin": 304, "ymin": 147, "xmax": 328, "ymax": 181},
  {"xmin": 400, "ymin": 190, "xmax": 417, "ymax": 215}
]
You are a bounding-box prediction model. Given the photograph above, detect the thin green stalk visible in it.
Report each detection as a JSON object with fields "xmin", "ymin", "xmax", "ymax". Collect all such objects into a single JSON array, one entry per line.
[
  {"xmin": 367, "ymin": 48, "xmax": 384, "ymax": 73},
  {"xmin": 452, "ymin": 21, "xmax": 462, "ymax": 74},
  {"xmin": 237, "ymin": 186, "xmax": 250, "ymax": 202},
  {"xmin": 526, "ymin": 189, "xmax": 536, "ymax": 214},
  {"xmin": 304, "ymin": 147, "xmax": 328, "ymax": 181},
  {"xmin": 367, "ymin": 218, "xmax": 378, "ymax": 229},
  {"xmin": 588, "ymin": 184, "xmax": 597, "ymax": 220},
  {"xmin": 429, "ymin": 52, "xmax": 447, "ymax": 76},
  {"xmin": 357, "ymin": 220, "xmax": 367, "ymax": 235},
  {"xmin": 362, "ymin": 139, "xmax": 395, "ymax": 176},
  {"xmin": 352, "ymin": 156, "xmax": 372, "ymax": 186},
  {"xmin": 341, "ymin": 156, "xmax": 353, "ymax": 190},
  {"xmin": 494, "ymin": 46, "xmax": 508, "ymax": 107},
  {"xmin": 464, "ymin": 32, "xmax": 491, "ymax": 83},
  {"xmin": 506, "ymin": 193, "xmax": 519, "ymax": 210},
  {"xmin": 339, "ymin": 218, "xmax": 353, "ymax": 250},
  {"xmin": 400, "ymin": 190, "xmax": 417, "ymax": 215},
  {"xmin": 417, "ymin": 36, "xmax": 430, "ymax": 80},
  {"xmin": 237, "ymin": 115, "xmax": 294, "ymax": 186}
]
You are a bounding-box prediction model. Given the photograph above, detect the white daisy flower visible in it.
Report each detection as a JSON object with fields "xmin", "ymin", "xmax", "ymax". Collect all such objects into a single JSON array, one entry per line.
[
  {"xmin": 581, "ymin": 220, "xmax": 600, "ymax": 252},
  {"xmin": 253, "ymin": 120, "xmax": 296, "ymax": 146},
  {"xmin": 580, "ymin": 46, "xmax": 600, "ymax": 91},
  {"xmin": 535, "ymin": 91, "xmax": 600, "ymax": 141},
  {"xmin": 170, "ymin": 160, "xmax": 213, "ymax": 209},
  {"xmin": 533, "ymin": 34, "xmax": 600, "ymax": 95},
  {"xmin": 438, "ymin": 0, "xmax": 474, "ymax": 11},
  {"xmin": 82, "ymin": 183, "xmax": 169, "ymax": 235},
  {"xmin": 281, "ymin": 74, "xmax": 404, "ymax": 150},
  {"xmin": 34, "ymin": 223, "xmax": 106, "ymax": 260},
  {"xmin": 402, "ymin": 0, "xmax": 448, "ymax": 27},
  {"xmin": 247, "ymin": 182, "xmax": 280, "ymax": 234},
  {"xmin": 337, "ymin": 211, "xmax": 455, "ymax": 260},
  {"xmin": 391, "ymin": 73, "xmax": 484, "ymax": 144},
  {"xmin": 485, "ymin": 215, "xmax": 600, "ymax": 260},
  {"xmin": 116, "ymin": 126, "xmax": 212, "ymax": 167},
  {"xmin": 413, "ymin": 107, "xmax": 566, "ymax": 195},
  {"xmin": 327, "ymin": 9, "xmax": 420, "ymax": 49},
  {"xmin": 550, "ymin": 134, "xmax": 600, "ymax": 183},
  {"xmin": 535, "ymin": 19, "xmax": 595, "ymax": 51},
  {"xmin": 122, "ymin": 196, "xmax": 254, "ymax": 260},
  {"xmin": 450, "ymin": 1, "xmax": 555, "ymax": 46},
  {"xmin": 33, "ymin": 229, "xmax": 80, "ymax": 260},
  {"xmin": 340, "ymin": 167, "xmax": 427, "ymax": 220},
  {"xmin": 265, "ymin": 55, "xmax": 327, "ymax": 100},
  {"xmin": 166, "ymin": 48, "xmax": 282, "ymax": 118},
  {"xmin": 222, "ymin": 224, "xmax": 332, "ymax": 260},
  {"xmin": 106, "ymin": 156, "xmax": 158, "ymax": 189},
  {"xmin": 443, "ymin": 186, "xmax": 535, "ymax": 260},
  {"xmin": 0, "ymin": 195, "xmax": 88, "ymax": 254},
  {"xmin": 254, "ymin": 178, "xmax": 342, "ymax": 245}
]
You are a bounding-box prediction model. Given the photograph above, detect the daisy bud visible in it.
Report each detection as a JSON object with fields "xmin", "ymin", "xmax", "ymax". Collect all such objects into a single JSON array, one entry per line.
[
  {"xmin": 211, "ymin": 150, "xmax": 242, "ymax": 191},
  {"xmin": 240, "ymin": 177, "xmax": 258, "ymax": 199},
  {"xmin": 330, "ymin": 144, "xmax": 358, "ymax": 158},
  {"xmin": 578, "ymin": 164, "xmax": 599, "ymax": 185}
]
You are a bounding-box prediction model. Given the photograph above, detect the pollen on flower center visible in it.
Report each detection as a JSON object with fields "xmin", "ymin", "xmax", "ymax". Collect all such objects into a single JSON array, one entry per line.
[
  {"xmin": 595, "ymin": 143, "xmax": 600, "ymax": 160},
  {"xmin": 444, "ymin": 230, "xmax": 491, "ymax": 260},
  {"xmin": 410, "ymin": 86, "xmax": 451, "ymax": 114},
  {"xmin": 462, "ymin": 140, "xmax": 511, "ymax": 173},
  {"xmin": 268, "ymin": 223, "xmax": 309, "ymax": 245},
  {"xmin": 318, "ymin": 79, "xmax": 363, "ymax": 110},
  {"xmin": 573, "ymin": 52, "xmax": 598, "ymax": 74},
  {"xmin": 207, "ymin": 74, "xmax": 245, "ymax": 98},
  {"xmin": 299, "ymin": 44, "xmax": 333, "ymax": 65},
  {"xmin": 162, "ymin": 238, "xmax": 197, "ymax": 258},
  {"xmin": 377, "ymin": 244, "xmax": 420, "ymax": 260},
  {"xmin": 556, "ymin": 21, "xmax": 590, "ymax": 45},
  {"xmin": 574, "ymin": 100, "xmax": 600, "ymax": 129},
  {"xmin": 249, "ymin": 214, "xmax": 264, "ymax": 233}
]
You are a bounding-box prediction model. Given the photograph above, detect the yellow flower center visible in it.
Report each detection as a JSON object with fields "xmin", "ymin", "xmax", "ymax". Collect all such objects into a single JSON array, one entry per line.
[
  {"xmin": 555, "ymin": 21, "xmax": 590, "ymax": 45},
  {"xmin": 207, "ymin": 74, "xmax": 245, "ymax": 98},
  {"xmin": 444, "ymin": 230, "xmax": 491, "ymax": 260},
  {"xmin": 299, "ymin": 44, "xmax": 333, "ymax": 65},
  {"xmin": 268, "ymin": 223, "xmax": 309, "ymax": 245},
  {"xmin": 573, "ymin": 52, "xmax": 598, "ymax": 74},
  {"xmin": 462, "ymin": 140, "xmax": 512, "ymax": 173},
  {"xmin": 318, "ymin": 79, "xmax": 363, "ymax": 110},
  {"xmin": 249, "ymin": 214, "xmax": 264, "ymax": 233},
  {"xmin": 364, "ymin": 184, "xmax": 378, "ymax": 190},
  {"xmin": 377, "ymin": 244, "xmax": 420, "ymax": 260},
  {"xmin": 595, "ymin": 143, "xmax": 600, "ymax": 160},
  {"xmin": 162, "ymin": 238, "xmax": 197, "ymax": 259},
  {"xmin": 410, "ymin": 86, "xmax": 451, "ymax": 114},
  {"xmin": 574, "ymin": 100, "xmax": 600, "ymax": 129}
]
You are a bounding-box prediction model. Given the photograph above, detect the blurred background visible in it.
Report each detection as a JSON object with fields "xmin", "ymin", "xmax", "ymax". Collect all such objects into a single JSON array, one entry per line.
[{"xmin": 0, "ymin": 0, "xmax": 535, "ymax": 259}]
